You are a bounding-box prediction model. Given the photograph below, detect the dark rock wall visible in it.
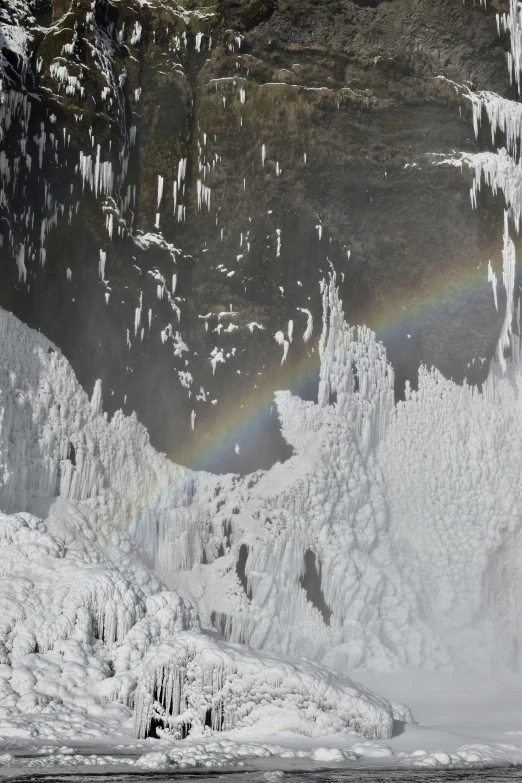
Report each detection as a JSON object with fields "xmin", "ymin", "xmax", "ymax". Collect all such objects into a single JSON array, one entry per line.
[{"xmin": 0, "ymin": 0, "xmax": 515, "ymax": 473}]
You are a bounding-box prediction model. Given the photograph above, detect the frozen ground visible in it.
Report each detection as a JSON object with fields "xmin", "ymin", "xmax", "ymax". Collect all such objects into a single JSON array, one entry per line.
[{"xmin": 0, "ymin": 671, "xmax": 520, "ymax": 776}]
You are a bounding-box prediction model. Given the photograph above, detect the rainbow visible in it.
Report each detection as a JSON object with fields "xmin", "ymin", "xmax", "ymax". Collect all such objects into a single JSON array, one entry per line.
[{"xmin": 170, "ymin": 257, "xmax": 499, "ymax": 473}]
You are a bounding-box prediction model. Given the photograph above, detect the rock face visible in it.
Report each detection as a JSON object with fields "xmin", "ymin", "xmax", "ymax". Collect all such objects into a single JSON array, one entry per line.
[{"xmin": 0, "ymin": 0, "xmax": 515, "ymax": 473}]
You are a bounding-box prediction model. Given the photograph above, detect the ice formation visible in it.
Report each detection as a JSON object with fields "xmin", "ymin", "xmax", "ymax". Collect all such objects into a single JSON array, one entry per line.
[
  {"xmin": 0, "ymin": 307, "xmax": 400, "ymax": 742},
  {"xmin": 0, "ymin": 0, "xmax": 521, "ymax": 761},
  {"xmin": 131, "ymin": 633, "xmax": 395, "ymax": 739}
]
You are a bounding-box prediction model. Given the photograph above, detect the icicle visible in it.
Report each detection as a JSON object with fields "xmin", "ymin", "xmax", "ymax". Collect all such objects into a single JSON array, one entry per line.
[
  {"xmin": 134, "ymin": 292, "xmax": 143, "ymax": 335},
  {"xmin": 488, "ymin": 260, "xmax": 499, "ymax": 312},
  {"xmin": 90, "ymin": 379, "xmax": 103, "ymax": 414},
  {"xmin": 297, "ymin": 308, "xmax": 313, "ymax": 342},
  {"xmin": 16, "ymin": 244, "xmax": 27, "ymax": 281},
  {"xmin": 496, "ymin": 211, "xmax": 516, "ymax": 371},
  {"xmin": 131, "ymin": 21, "xmax": 142, "ymax": 45},
  {"xmin": 99, "ymin": 250, "xmax": 106, "ymax": 280}
]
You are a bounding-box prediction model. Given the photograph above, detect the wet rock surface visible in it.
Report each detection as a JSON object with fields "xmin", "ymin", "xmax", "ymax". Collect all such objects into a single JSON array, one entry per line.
[{"xmin": 0, "ymin": 0, "xmax": 515, "ymax": 472}]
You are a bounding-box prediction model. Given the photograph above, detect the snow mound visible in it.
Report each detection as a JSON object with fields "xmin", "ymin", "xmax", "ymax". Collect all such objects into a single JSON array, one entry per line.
[
  {"xmin": 131, "ymin": 631, "xmax": 395, "ymax": 739},
  {"xmin": 0, "ymin": 505, "xmax": 394, "ymax": 742},
  {"xmin": 0, "ymin": 738, "xmax": 515, "ymax": 772},
  {"xmin": 405, "ymin": 744, "xmax": 515, "ymax": 769},
  {"xmin": 0, "ymin": 506, "xmax": 199, "ymax": 740}
]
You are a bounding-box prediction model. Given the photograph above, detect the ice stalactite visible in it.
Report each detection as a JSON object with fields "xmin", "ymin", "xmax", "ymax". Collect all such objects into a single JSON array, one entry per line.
[
  {"xmin": 16, "ymin": 244, "xmax": 27, "ymax": 282},
  {"xmin": 99, "ymin": 250, "xmax": 106, "ymax": 280},
  {"xmin": 488, "ymin": 260, "xmax": 499, "ymax": 311},
  {"xmin": 497, "ymin": 211, "xmax": 517, "ymax": 371},
  {"xmin": 468, "ymin": 90, "xmax": 522, "ymax": 159},
  {"xmin": 134, "ymin": 292, "xmax": 143, "ymax": 336},
  {"xmin": 177, "ymin": 158, "xmax": 187, "ymax": 189},
  {"xmin": 131, "ymin": 21, "xmax": 142, "ymax": 46},
  {"xmin": 131, "ymin": 633, "xmax": 396, "ymax": 740},
  {"xmin": 497, "ymin": 0, "xmax": 522, "ymax": 94},
  {"xmin": 297, "ymin": 308, "xmax": 313, "ymax": 342},
  {"xmin": 80, "ymin": 147, "xmax": 114, "ymax": 198},
  {"xmin": 197, "ymin": 180, "xmax": 211, "ymax": 211},
  {"xmin": 49, "ymin": 62, "xmax": 84, "ymax": 97}
]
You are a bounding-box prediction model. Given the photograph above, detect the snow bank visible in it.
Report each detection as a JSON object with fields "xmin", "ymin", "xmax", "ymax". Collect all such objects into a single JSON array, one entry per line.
[{"xmin": 0, "ymin": 738, "xmax": 517, "ymax": 773}]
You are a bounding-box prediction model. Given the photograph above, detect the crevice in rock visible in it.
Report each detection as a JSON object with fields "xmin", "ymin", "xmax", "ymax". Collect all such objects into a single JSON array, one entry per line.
[{"xmin": 299, "ymin": 549, "xmax": 332, "ymax": 626}]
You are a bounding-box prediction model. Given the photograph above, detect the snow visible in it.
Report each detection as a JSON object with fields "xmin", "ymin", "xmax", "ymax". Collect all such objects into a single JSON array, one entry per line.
[{"xmin": 0, "ymin": 668, "xmax": 520, "ymax": 773}]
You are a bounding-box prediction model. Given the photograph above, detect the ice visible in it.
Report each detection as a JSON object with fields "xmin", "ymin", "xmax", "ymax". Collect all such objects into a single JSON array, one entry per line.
[
  {"xmin": 99, "ymin": 250, "xmax": 106, "ymax": 281},
  {"xmin": 2, "ymin": 263, "xmax": 520, "ymax": 679},
  {"xmin": 0, "ymin": 303, "xmax": 402, "ymax": 746},
  {"xmin": 467, "ymin": 90, "xmax": 522, "ymax": 158},
  {"xmin": 131, "ymin": 22, "xmax": 142, "ymax": 46},
  {"xmin": 487, "ymin": 260, "xmax": 499, "ymax": 310},
  {"xmin": 497, "ymin": 211, "xmax": 516, "ymax": 370},
  {"xmin": 131, "ymin": 632, "xmax": 395, "ymax": 740},
  {"xmin": 297, "ymin": 308, "xmax": 313, "ymax": 342},
  {"xmin": 0, "ymin": 4, "xmax": 521, "ymax": 760}
]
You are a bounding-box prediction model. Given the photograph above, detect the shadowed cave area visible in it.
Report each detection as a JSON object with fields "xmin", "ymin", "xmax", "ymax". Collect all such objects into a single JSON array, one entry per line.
[{"xmin": 299, "ymin": 549, "xmax": 332, "ymax": 627}]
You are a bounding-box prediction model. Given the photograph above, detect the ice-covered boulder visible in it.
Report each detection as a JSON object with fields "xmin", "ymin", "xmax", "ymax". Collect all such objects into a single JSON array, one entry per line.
[{"xmin": 131, "ymin": 631, "xmax": 396, "ymax": 740}]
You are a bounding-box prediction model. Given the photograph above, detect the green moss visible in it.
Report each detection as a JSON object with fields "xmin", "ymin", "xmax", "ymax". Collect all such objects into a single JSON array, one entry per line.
[{"xmin": 240, "ymin": 0, "xmax": 275, "ymax": 29}]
